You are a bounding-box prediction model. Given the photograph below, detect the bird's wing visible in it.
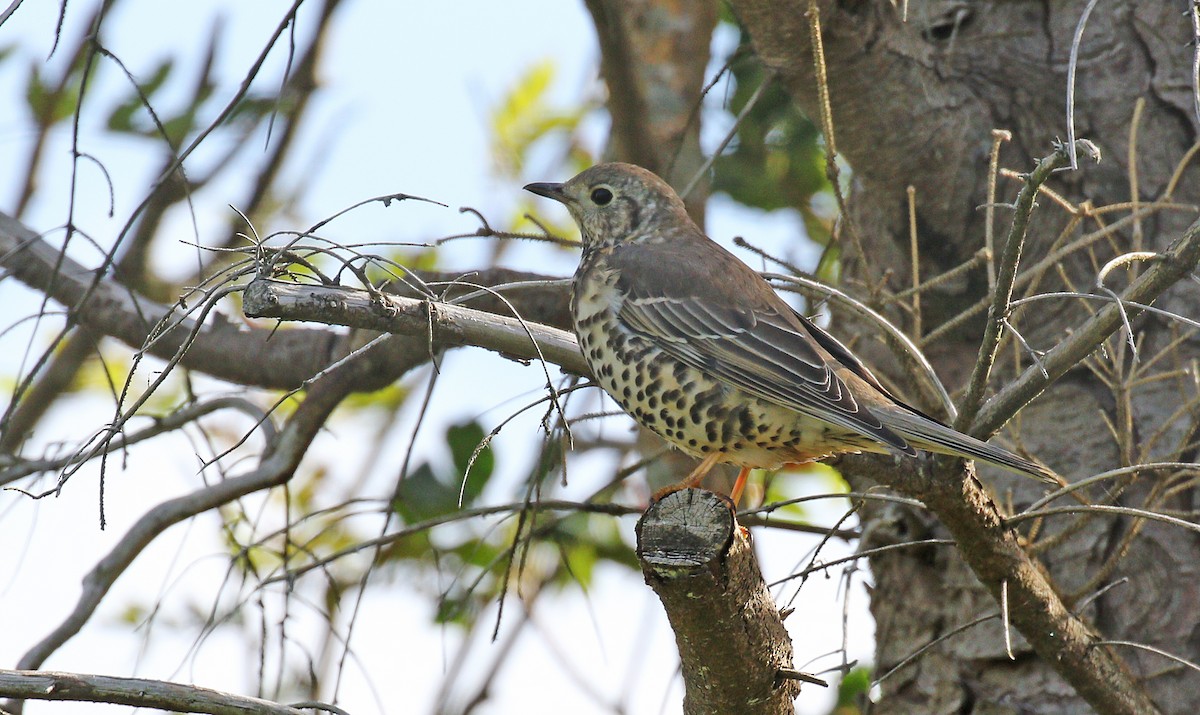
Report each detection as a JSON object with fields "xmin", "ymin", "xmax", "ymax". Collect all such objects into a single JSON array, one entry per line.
[
  {"xmin": 790, "ymin": 308, "xmax": 945, "ymax": 424},
  {"xmin": 608, "ymin": 240, "xmax": 916, "ymax": 456}
]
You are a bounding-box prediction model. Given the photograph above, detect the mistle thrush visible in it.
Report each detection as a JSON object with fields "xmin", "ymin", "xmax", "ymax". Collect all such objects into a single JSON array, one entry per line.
[{"xmin": 525, "ymin": 163, "xmax": 1056, "ymax": 502}]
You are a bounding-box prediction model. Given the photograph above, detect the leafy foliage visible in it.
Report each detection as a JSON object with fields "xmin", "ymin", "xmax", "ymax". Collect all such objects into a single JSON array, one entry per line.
[
  {"xmin": 491, "ymin": 59, "xmax": 593, "ymax": 178},
  {"xmin": 24, "ymin": 58, "xmax": 84, "ymax": 124},
  {"xmin": 393, "ymin": 420, "xmax": 494, "ymax": 523},
  {"xmin": 711, "ymin": 26, "xmax": 834, "ymax": 249},
  {"xmin": 490, "ymin": 60, "xmax": 599, "ymax": 243},
  {"xmin": 103, "ymin": 30, "xmax": 275, "ymax": 148}
]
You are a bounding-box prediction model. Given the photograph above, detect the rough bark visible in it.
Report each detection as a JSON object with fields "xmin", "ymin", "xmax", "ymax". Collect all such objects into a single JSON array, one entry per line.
[
  {"xmin": 732, "ymin": 1, "xmax": 1200, "ymax": 712},
  {"xmin": 637, "ymin": 489, "xmax": 805, "ymax": 714}
]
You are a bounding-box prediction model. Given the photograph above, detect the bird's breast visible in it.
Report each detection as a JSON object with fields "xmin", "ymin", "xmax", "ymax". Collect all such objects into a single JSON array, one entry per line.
[{"xmin": 572, "ymin": 265, "xmax": 849, "ymax": 469}]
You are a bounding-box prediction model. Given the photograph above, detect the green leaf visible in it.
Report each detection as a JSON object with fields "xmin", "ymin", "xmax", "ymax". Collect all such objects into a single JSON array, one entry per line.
[
  {"xmin": 392, "ymin": 420, "xmax": 495, "ymax": 522},
  {"xmin": 225, "ymin": 94, "xmax": 277, "ymax": 127},
  {"xmin": 392, "ymin": 463, "xmax": 457, "ymax": 522},
  {"xmin": 117, "ymin": 603, "xmax": 149, "ymax": 625},
  {"xmin": 448, "ymin": 420, "xmax": 493, "ymax": 502},
  {"xmin": 106, "ymin": 58, "xmax": 175, "ymax": 135},
  {"xmin": 139, "ymin": 58, "xmax": 175, "ymax": 97},
  {"xmin": 834, "ymin": 665, "xmax": 873, "ymax": 712},
  {"xmin": 435, "ymin": 585, "xmax": 484, "ymax": 626},
  {"xmin": 490, "ymin": 59, "xmax": 588, "ymax": 177},
  {"xmin": 22, "ymin": 52, "xmax": 85, "ymax": 125},
  {"xmin": 23, "ymin": 61, "xmax": 49, "ymax": 118},
  {"xmin": 815, "ymin": 243, "xmax": 841, "ymax": 284}
]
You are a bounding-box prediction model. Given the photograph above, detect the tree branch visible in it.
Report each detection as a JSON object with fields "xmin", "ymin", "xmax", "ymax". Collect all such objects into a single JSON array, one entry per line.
[
  {"xmin": 0, "ymin": 669, "xmax": 317, "ymax": 715},
  {"xmin": 0, "ymin": 211, "xmax": 342, "ymax": 390},
  {"xmin": 832, "ymin": 209, "xmax": 1200, "ymax": 714},
  {"xmin": 9, "ymin": 341, "xmax": 389, "ymax": 698},
  {"xmin": 838, "ymin": 451, "xmax": 1164, "ymax": 715},
  {"xmin": 973, "ymin": 213, "xmax": 1200, "ymax": 438},
  {"xmin": 955, "ymin": 142, "xmax": 1078, "ymax": 431},
  {"xmin": 916, "ymin": 467, "xmax": 1160, "ymax": 714},
  {"xmin": 0, "ymin": 397, "xmax": 274, "ymax": 487},
  {"xmin": 0, "ymin": 211, "xmax": 579, "ymax": 396},
  {"xmin": 637, "ymin": 489, "xmax": 807, "ymax": 714},
  {"xmin": 241, "ymin": 278, "xmax": 588, "ymax": 376}
]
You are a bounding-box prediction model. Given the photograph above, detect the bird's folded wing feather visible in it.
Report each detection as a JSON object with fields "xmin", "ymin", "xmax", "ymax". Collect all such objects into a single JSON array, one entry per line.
[{"xmin": 616, "ymin": 290, "xmax": 916, "ymax": 456}]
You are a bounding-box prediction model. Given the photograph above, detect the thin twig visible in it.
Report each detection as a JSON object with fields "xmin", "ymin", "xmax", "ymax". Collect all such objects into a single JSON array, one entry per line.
[
  {"xmin": 985, "ymin": 130, "xmax": 1013, "ymax": 293},
  {"xmin": 872, "ymin": 613, "xmax": 999, "ymax": 688},
  {"xmin": 956, "ymin": 142, "xmax": 1078, "ymax": 433},
  {"xmin": 14, "ymin": 359, "xmax": 362, "ymax": 673},
  {"xmin": 906, "ymin": 185, "xmax": 922, "ymax": 338},
  {"xmin": 1094, "ymin": 641, "xmax": 1200, "ymax": 676},
  {"xmin": 261, "ymin": 500, "xmax": 641, "ymax": 586},
  {"xmin": 680, "ymin": 69, "xmax": 777, "ymax": 200},
  {"xmin": 0, "ymin": 397, "xmax": 274, "ymax": 488},
  {"xmin": 805, "ymin": 0, "xmax": 865, "ymax": 264},
  {"xmin": 1191, "ymin": 3, "xmax": 1200, "ymax": 129},
  {"xmin": 972, "ymin": 213, "xmax": 1200, "ymax": 437},
  {"xmin": 1065, "ymin": 0, "xmax": 1100, "ymax": 169},
  {"xmin": 1006, "ymin": 504, "xmax": 1200, "ymax": 534},
  {"xmin": 768, "ymin": 538, "xmax": 953, "ymax": 587},
  {"xmin": 1128, "ymin": 98, "xmax": 1146, "ymax": 253}
]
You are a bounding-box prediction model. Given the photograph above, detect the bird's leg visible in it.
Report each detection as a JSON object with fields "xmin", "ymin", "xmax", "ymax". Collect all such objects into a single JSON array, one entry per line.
[
  {"xmin": 730, "ymin": 467, "xmax": 751, "ymax": 506},
  {"xmin": 650, "ymin": 452, "xmax": 721, "ymax": 502},
  {"xmin": 681, "ymin": 452, "xmax": 722, "ymax": 488}
]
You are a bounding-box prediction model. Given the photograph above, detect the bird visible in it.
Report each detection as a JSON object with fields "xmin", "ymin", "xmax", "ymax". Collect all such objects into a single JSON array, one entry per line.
[{"xmin": 524, "ymin": 162, "xmax": 1057, "ymax": 504}]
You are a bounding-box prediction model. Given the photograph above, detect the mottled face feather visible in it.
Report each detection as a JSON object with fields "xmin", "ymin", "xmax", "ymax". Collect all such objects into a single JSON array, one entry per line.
[{"xmin": 524, "ymin": 162, "xmax": 691, "ymax": 249}]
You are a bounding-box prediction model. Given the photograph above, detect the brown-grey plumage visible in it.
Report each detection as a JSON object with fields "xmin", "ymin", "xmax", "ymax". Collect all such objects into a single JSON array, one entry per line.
[{"xmin": 525, "ymin": 162, "xmax": 1057, "ymax": 498}]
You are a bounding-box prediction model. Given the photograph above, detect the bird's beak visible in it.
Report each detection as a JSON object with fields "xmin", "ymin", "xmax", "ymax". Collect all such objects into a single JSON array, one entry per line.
[{"xmin": 523, "ymin": 182, "xmax": 568, "ymax": 203}]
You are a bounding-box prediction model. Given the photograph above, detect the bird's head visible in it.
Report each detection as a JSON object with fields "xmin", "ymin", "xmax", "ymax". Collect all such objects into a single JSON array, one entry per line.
[{"xmin": 524, "ymin": 162, "xmax": 690, "ymax": 249}]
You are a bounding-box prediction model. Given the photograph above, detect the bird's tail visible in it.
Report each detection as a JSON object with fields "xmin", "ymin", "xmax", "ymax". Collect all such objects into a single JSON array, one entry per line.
[{"xmin": 879, "ymin": 409, "xmax": 1059, "ymax": 484}]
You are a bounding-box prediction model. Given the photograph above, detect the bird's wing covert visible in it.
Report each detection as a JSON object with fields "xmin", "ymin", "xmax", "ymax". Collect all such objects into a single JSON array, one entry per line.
[{"xmin": 608, "ymin": 240, "xmax": 915, "ymax": 455}]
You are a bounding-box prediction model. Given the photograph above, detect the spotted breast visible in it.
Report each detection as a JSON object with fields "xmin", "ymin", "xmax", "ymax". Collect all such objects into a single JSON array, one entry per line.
[{"xmin": 571, "ymin": 247, "xmax": 880, "ymax": 471}]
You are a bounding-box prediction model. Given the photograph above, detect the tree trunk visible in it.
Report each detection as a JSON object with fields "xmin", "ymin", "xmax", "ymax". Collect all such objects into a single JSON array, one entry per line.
[{"xmin": 732, "ymin": 2, "xmax": 1200, "ymax": 712}]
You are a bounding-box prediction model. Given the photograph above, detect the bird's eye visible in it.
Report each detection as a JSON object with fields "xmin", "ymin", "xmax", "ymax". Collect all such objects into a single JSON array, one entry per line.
[{"xmin": 590, "ymin": 187, "xmax": 613, "ymax": 206}]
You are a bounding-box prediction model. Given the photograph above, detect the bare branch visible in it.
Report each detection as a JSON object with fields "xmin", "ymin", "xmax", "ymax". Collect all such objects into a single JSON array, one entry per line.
[
  {"xmin": 973, "ymin": 213, "xmax": 1200, "ymax": 438},
  {"xmin": 956, "ymin": 142, "xmax": 1075, "ymax": 431},
  {"xmin": 839, "ymin": 451, "xmax": 1163, "ymax": 715},
  {"xmin": 264, "ymin": 500, "xmax": 639, "ymax": 587},
  {"xmin": 0, "ymin": 211, "xmax": 581, "ymax": 396},
  {"xmin": 0, "ymin": 669, "xmax": 315, "ymax": 715},
  {"xmin": 11, "ymin": 343, "xmax": 380, "ymax": 683},
  {"xmin": 0, "ymin": 211, "xmax": 344, "ymax": 390},
  {"xmin": 0, "ymin": 396, "xmax": 273, "ymax": 487},
  {"xmin": 242, "ymin": 278, "xmax": 588, "ymax": 376}
]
